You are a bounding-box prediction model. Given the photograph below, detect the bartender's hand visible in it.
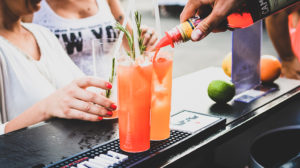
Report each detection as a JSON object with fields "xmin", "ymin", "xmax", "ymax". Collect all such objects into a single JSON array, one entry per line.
[
  {"xmin": 41, "ymin": 77, "xmax": 116, "ymax": 121},
  {"xmin": 180, "ymin": 0, "xmax": 243, "ymax": 41},
  {"xmin": 281, "ymin": 57, "xmax": 300, "ymax": 80},
  {"xmin": 141, "ymin": 25, "xmax": 158, "ymax": 51}
]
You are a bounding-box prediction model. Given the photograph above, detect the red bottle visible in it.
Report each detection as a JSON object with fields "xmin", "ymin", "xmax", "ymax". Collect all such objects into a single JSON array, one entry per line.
[{"xmin": 156, "ymin": 0, "xmax": 299, "ymax": 49}]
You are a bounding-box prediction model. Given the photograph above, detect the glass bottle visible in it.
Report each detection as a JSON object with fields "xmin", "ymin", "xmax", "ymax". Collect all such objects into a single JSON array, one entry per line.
[{"xmin": 156, "ymin": 0, "xmax": 299, "ymax": 49}]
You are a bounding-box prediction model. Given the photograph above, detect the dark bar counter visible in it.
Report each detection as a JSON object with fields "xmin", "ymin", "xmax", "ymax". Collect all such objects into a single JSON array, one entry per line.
[{"xmin": 1, "ymin": 67, "xmax": 300, "ymax": 168}]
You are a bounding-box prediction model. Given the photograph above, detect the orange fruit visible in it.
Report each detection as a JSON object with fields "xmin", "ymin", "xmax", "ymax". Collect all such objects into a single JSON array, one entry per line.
[
  {"xmin": 222, "ymin": 52, "xmax": 232, "ymax": 77},
  {"xmin": 222, "ymin": 54, "xmax": 281, "ymax": 83},
  {"xmin": 260, "ymin": 55, "xmax": 282, "ymax": 83}
]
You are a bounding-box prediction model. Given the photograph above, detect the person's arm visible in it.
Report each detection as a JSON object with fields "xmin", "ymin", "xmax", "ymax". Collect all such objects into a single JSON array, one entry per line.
[
  {"xmin": 266, "ymin": 12, "xmax": 294, "ymax": 61},
  {"xmin": 5, "ymin": 100, "xmax": 49, "ymax": 133},
  {"xmin": 265, "ymin": 10, "xmax": 300, "ymax": 79},
  {"xmin": 107, "ymin": 0, "xmax": 158, "ymax": 51},
  {"xmin": 5, "ymin": 77, "xmax": 115, "ymax": 134},
  {"xmin": 106, "ymin": 0, "xmax": 129, "ymax": 50}
]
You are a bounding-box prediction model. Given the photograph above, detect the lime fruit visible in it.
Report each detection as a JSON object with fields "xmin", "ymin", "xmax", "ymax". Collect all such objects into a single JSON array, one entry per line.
[{"xmin": 207, "ymin": 80, "xmax": 235, "ymax": 104}]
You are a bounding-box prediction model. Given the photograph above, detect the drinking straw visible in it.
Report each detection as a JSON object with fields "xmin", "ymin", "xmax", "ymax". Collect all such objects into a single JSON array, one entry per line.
[
  {"xmin": 151, "ymin": 0, "xmax": 162, "ymax": 62},
  {"xmin": 152, "ymin": 0, "xmax": 162, "ymax": 38}
]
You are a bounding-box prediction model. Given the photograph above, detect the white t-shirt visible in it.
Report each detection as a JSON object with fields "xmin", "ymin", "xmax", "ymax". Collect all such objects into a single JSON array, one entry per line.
[
  {"xmin": 33, "ymin": 0, "xmax": 119, "ymax": 76},
  {"xmin": 158, "ymin": 0, "xmax": 187, "ymax": 6},
  {"xmin": 0, "ymin": 23, "xmax": 84, "ymax": 134}
]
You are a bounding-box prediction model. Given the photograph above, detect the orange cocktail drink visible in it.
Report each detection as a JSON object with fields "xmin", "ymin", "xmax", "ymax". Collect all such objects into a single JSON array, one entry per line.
[
  {"xmin": 117, "ymin": 54, "xmax": 153, "ymax": 153},
  {"xmin": 150, "ymin": 51, "xmax": 173, "ymax": 140}
]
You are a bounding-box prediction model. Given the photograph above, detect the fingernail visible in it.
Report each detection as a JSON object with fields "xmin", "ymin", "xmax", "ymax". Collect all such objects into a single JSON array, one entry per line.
[
  {"xmin": 191, "ymin": 29, "xmax": 204, "ymax": 41},
  {"xmin": 107, "ymin": 111, "xmax": 113, "ymax": 116},
  {"xmin": 98, "ymin": 116, "xmax": 103, "ymax": 120},
  {"xmin": 106, "ymin": 83, "xmax": 112, "ymax": 89},
  {"xmin": 110, "ymin": 104, "xmax": 117, "ymax": 110}
]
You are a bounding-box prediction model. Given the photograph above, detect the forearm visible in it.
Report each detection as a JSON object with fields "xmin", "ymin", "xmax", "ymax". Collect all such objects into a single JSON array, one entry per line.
[
  {"xmin": 265, "ymin": 11, "xmax": 294, "ymax": 61},
  {"xmin": 5, "ymin": 101, "xmax": 49, "ymax": 133},
  {"xmin": 108, "ymin": 0, "xmax": 131, "ymax": 51}
]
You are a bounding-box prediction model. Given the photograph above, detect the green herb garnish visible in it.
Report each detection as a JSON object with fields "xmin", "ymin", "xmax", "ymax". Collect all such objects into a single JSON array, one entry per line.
[
  {"xmin": 115, "ymin": 11, "xmax": 146, "ymax": 60},
  {"xmin": 106, "ymin": 57, "xmax": 115, "ymax": 98},
  {"xmin": 135, "ymin": 11, "xmax": 147, "ymax": 55}
]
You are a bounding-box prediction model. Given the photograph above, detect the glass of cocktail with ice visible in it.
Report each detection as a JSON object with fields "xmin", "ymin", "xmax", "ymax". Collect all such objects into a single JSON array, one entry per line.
[
  {"xmin": 150, "ymin": 49, "xmax": 173, "ymax": 140},
  {"xmin": 117, "ymin": 51, "xmax": 153, "ymax": 152}
]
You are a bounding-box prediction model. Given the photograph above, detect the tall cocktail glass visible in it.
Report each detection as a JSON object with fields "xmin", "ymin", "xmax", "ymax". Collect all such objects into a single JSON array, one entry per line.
[
  {"xmin": 117, "ymin": 52, "xmax": 153, "ymax": 152},
  {"xmin": 92, "ymin": 38, "xmax": 118, "ymax": 119},
  {"xmin": 150, "ymin": 50, "xmax": 173, "ymax": 140}
]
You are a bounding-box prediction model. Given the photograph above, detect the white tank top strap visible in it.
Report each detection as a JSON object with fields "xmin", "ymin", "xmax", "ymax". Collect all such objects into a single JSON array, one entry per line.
[
  {"xmin": 38, "ymin": 0, "xmax": 62, "ymax": 21},
  {"xmin": 0, "ymin": 52, "xmax": 7, "ymax": 124},
  {"xmin": 96, "ymin": 0, "xmax": 114, "ymax": 18}
]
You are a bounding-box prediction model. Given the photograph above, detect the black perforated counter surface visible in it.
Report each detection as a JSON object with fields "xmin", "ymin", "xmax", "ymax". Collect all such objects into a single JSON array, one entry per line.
[{"xmin": 1, "ymin": 67, "xmax": 300, "ymax": 168}]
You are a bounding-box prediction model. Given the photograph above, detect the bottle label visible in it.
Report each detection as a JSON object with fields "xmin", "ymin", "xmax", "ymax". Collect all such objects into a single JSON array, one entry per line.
[
  {"xmin": 269, "ymin": 0, "xmax": 297, "ymax": 13},
  {"xmin": 179, "ymin": 20, "xmax": 195, "ymax": 41},
  {"xmin": 259, "ymin": 0, "xmax": 271, "ymax": 16},
  {"xmin": 250, "ymin": 0, "xmax": 298, "ymax": 21}
]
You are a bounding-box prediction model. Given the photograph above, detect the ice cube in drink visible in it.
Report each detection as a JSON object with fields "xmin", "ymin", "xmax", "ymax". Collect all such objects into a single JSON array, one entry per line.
[{"xmin": 150, "ymin": 51, "xmax": 173, "ymax": 140}]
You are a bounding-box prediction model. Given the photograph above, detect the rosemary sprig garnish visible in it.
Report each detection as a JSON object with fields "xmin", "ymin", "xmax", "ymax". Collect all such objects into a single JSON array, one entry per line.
[
  {"xmin": 115, "ymin": 22, "xmax": 135, "ymax": 59},
  {"xmin": 109, "ymin": 12, "xmax": 146, "ymax": 98},
  {"xmin": 106, "ymin": 57, "xmax": 115, "ymax": 98},
  {"xmin": 115, "ymin": 11, "xmax": 146, "ymax": 60},
  {"xmin": 135, "ymin": 11, "xmax": 146, "ymax": 55}
]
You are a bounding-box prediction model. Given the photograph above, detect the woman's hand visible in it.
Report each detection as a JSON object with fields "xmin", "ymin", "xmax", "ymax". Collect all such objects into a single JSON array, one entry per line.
[
  {"xmin": 180, "ymin": 0, "xmax": 243, "ymax": 41},
  {"xmin": 281, "ymin": 57, "xmax": 300, "ymax": 80},
  {"xmin": 140, "ymin": 25, "xmax": 158, "ymax": 51},
  {"xmin": 41, "ymin": 76, "xmax": 116, "ymax": 121}
]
